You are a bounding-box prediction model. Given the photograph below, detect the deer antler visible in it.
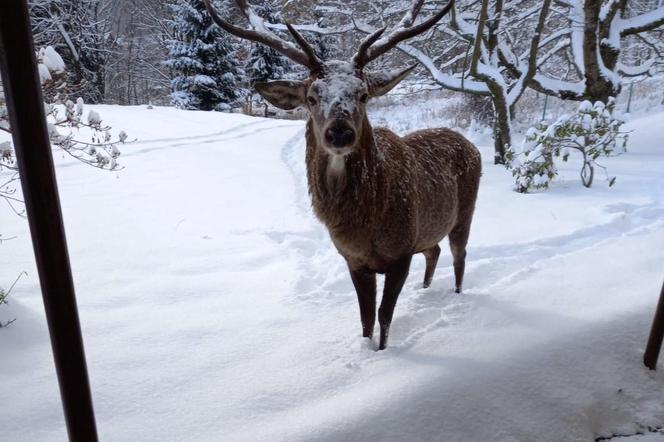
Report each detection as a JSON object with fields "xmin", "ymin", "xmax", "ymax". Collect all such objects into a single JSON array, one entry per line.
[
  {"xmin": 354, "ymin": 0, "xmax": 455, "ymax": 70},
  {"xmin": 202, "ymin": 0, "xmax": 322, "ymax": 73}
]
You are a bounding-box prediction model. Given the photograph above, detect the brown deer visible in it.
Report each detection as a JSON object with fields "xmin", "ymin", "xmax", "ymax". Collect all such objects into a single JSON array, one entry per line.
[{"xmin": 203, "ymin": 0, "xmax": 481, "ymax": 350}]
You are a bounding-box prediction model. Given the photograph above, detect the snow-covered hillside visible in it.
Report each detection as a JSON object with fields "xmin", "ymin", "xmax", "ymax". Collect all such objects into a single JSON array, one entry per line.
[{"xmin": 1, "ymin": 106, "xmax": 663, "ymax": 441}]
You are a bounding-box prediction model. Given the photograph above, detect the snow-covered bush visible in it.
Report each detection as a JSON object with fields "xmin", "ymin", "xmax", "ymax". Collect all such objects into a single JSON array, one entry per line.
[
  {"xmin": 0, "ymin": 46, "xmax": 126, "ymax": 214},
  {"xmin": 506, "ymin": 98, "xmax": 629, "ymax": 193}
]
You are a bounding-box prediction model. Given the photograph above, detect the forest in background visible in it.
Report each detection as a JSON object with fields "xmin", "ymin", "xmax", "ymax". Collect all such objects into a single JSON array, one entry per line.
[{"xmin": 22, "ymin": 0, "xmax": 664, "ymax": 166}]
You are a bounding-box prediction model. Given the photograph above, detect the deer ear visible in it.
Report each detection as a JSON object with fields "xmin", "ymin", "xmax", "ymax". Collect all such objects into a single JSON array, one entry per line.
[
  {"xmin": 367, "ymin": 64, "xmax": 417, "ymax": 98},
  {"xmin": 255, "ymin": 80, "xmax": 306, "ymax": 110}
]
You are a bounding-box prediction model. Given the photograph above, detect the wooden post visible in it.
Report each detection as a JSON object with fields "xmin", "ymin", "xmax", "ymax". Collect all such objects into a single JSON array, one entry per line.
[
  {"xmin": 626, "ymin": 82, "xmax": 634, "ymax": 114},
  {"xmin": 644, "ymin": 281, "xmax": 664, "ymax": 370},
  {"xmin": 541, "ymin": 93, "xmax": 548, "ymax": 121},
  {"xmin": 0, "ymin": 1, "xmax": 99, "ymax": 440}
]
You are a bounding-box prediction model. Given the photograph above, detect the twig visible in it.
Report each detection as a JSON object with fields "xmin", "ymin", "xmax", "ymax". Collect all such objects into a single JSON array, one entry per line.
[{"xmin": 0, "ymin": 271, "xmax": 25, "ymax": 328}]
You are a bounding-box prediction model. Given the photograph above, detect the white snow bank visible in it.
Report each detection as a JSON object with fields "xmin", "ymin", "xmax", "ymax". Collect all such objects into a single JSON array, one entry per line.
[{"xmin": 1, "ymin": 106, "xmax": 663, "ymax": 442}]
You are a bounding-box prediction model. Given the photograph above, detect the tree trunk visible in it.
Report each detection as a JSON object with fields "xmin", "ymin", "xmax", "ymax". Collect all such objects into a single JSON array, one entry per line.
[
  {"xmin": 583, "ymin": 0, "xmax": 622, "ymax": 103},
  {"xmin": 581, "ymin": 160, "xmax": 594, "ymax": 188},
  {"xmin": 580, "ymin": 137, "xmax": 594, "ymax": 187},
  {"xmin": 491, "ymin": 88, "xmax": 511, "ymax": 165}
]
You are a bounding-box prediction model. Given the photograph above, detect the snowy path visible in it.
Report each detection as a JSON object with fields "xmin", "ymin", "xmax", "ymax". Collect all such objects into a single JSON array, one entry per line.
[{"xmin": 1, "ymin": 106, "xmax": 663, "ymax": 441}]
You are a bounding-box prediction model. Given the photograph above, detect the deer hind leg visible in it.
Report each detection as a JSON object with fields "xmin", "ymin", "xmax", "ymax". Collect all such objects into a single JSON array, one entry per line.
[
  {"xmin": 378, "ymin": 255, "xmax": 413, "ymax": 350},
  {"xmin": 422, "ymin": 244, "xmax": 441, "ymax": 289},
  {"xmin": 348, "ymin": 266, "xmax": 376, "ymax": 339},
  {"xmin": 448, "ymin": 224, "xmax": 470, "ymax": 294}
]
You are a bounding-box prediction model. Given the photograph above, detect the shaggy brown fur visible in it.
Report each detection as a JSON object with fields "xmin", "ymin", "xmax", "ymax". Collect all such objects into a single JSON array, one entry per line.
[
  {"xmin": 306, "ymin": 118, "xmax": 481, "ymax": 273},
  {"xmin": 305, "ymin": 116, "xmax": 481, "ymax": 348}
]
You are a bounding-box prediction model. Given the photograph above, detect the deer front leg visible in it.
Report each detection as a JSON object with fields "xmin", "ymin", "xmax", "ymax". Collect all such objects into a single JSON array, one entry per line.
[
  {"xmin": 378, "ymin": 255, "xmax": 413, "ymax": 350},
  {"xmin": 348, "ymin": 265, "xmax": 376, "ymax": 340}
]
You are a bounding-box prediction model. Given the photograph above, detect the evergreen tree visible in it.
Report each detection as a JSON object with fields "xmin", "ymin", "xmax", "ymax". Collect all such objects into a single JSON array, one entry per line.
[
  {"xmin": 165, "ymin": 0, "xmax": 242, "ymax": 111},
  {"xmin": 245, "ymin": 0, "xmax": 291, "ymax": 87},
  {"xmin": 311, "ymin": 6, "xmax": 334, "ymax": 61}
]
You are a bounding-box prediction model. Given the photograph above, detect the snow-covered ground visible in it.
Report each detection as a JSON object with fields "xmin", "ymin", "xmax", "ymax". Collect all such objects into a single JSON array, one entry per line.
[{"xmin": 1, "ymin": 105, "xmax": 664, "ymax": 441}]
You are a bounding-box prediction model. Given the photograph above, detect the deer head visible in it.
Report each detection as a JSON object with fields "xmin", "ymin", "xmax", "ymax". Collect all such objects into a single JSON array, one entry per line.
[{"xmin": 203, "ymin": 0, "xmax": 454, "ymax": 156}]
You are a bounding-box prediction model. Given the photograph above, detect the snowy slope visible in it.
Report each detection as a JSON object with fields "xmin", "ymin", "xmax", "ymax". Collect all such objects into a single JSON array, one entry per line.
[{"xmin": 1, "ymin": 106, "xmax": 663, "ymax": 442}]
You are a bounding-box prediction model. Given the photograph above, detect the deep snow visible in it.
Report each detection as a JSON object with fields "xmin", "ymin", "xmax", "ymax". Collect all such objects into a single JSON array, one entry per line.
[{"xmin": 1, "ymin": 105, "xmax": 664, "ymax": 442}]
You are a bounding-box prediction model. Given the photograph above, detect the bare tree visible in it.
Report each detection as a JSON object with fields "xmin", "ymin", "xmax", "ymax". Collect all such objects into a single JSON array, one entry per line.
[
  {"xmin": 346, "ymin": 0, "xmax": 552, "ymax": 164},
  {"xmin": 29, "ymin": 0, "xmax": 117, "ymax": 103},
  {"xmin": 105, "ymin": 0, "xmax": 173, "ymax": 105},
  {"xmin": 296, "ymin": 0, "xmax": 662, "ymax": 163},
  {"xmin": 527, "ymin": 0, "xmax": 664, "ymax": 102}
]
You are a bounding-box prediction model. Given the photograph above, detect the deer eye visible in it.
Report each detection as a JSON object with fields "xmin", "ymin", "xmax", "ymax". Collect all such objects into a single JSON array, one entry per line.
[
  {"xmin": 307, "ymin": 96, "xmax": 317, "ymax": 106},
  {"xmin": 360, "ymin": 93, "xmax": 369, "ymax": 103}
]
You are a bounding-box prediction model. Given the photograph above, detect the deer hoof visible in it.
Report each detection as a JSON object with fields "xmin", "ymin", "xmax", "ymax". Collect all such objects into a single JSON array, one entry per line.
[
  {"xmin": 423, "ymin": 280, "xmax": 431, "ymax": 289},
  {"xmin": 455, "ymin": 286, "xmax": 462, "ymax": 294},
  {"xmin": 378, "ymin": 329, "xmax": 389, "ymax": 350}
]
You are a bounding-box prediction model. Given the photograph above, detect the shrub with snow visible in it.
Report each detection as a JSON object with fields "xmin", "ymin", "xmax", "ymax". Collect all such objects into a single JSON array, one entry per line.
[
  {"xmin": 1, "ymin": 47, "xmax": 126, "ymax": 324},
  {"xmin": 506, "ymin": 98, "xmax": 629, "ymax": 193},
  {"xmin": 0, "ymin": 46, "xmax": 126, "ymax": 214}
]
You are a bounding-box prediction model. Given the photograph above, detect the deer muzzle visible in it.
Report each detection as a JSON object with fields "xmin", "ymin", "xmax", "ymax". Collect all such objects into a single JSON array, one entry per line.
[{"xmin": 324, "ymin": 119, "xmax": 356, "ymax": 149}]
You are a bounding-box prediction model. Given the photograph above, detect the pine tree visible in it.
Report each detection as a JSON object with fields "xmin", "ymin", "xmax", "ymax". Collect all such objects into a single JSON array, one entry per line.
[
  {"xmin": 165, "ymin": 0, "xmax": 243, "ymax": 111},
  {"xmin": 245, "ymin": 0, "xmax": 291, "ymax": 87},
  {"xmin": 311, "ymin": 5, "xmax": 334, "ymax": 61}
]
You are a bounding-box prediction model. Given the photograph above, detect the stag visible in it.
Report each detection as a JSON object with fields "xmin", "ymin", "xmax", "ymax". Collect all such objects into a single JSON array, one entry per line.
[{"xmin": 203, "ymin": 0, "xmax": 481, "ymax": 350}]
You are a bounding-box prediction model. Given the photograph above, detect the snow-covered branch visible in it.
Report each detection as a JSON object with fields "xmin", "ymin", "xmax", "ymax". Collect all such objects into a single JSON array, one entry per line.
[
  {"xmin": 396, "ymin": 43, "xmax": 490, "ymax": 94},
  {"xmin": 528, "ymin": 0, "xmax": 664, "ymax": 102},
  {"xmin": 620, "ymin": 6, "xmax": 664, "ymax": 36},
  {"xmin": 0, "ymin": 47, "xmax": 127, "ymax": 213}
]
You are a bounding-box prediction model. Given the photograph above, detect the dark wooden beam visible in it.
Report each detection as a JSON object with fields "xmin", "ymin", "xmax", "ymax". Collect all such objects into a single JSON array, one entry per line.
[
  {"xmin": 644, "ymin": 281, "xmax": 664, "ymax": 370},
  {"xmin": 0, "ymin": 1, "xmax": 99, "ymax": 440}
]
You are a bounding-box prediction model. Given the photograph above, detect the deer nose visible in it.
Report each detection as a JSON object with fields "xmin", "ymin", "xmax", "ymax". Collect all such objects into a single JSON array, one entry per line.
[{"xmin": 325, "ymin": 121, "xmax": 355, "ymax": 148}]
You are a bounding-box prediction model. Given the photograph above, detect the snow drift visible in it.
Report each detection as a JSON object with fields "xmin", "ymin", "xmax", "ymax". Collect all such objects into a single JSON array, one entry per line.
[{"xmin": 1, "ymin": 106, "xmax": 663, "ymax": 441}]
